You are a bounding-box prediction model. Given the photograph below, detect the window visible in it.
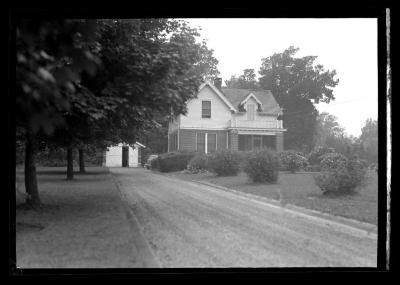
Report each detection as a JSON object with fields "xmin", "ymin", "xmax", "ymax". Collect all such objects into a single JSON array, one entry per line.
[
  {"xmin": 197, "ymin": 133, "xmax": 205, "ymax": 153},
  {"xmin": 202, "ymin": 101, "xmax": 211, "ymax": 118},
  {"xmin": 207, "ymin": 134, "xmax": 217, "ymax": 153}
]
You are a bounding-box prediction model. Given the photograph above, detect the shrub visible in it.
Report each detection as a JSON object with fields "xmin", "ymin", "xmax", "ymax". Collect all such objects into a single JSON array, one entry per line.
[
  {"xmin": 307, "ymin": 146, "xmax": 336, "ymax": 166},
  {"xmin": 279, "ymin": 150, "xmax": 308, "ymax": 173},
  {"xmin": 319, "ymin": 152, "xmax": 348, "ymax": 171},
  {"xmin": 243, "ymin": 149, "xmax": 280, "ymax": 183},
  {"xmin": 152, "ymin": 151, "xmax": 197, "ymax": 172},
  {"xmin": 186, "ymin": 154, "xmax": 209, "ymax": 173},
  {"xmin": 304, "ymin": 164, "xmax": 321, "ymax": 172},
  {"xmin": 207, "ymin": 150, "xmax": 241, "ymax": 176},
  {"xmin": 314, "ymin": 154, "xmax": 368, "ymax": 194}
]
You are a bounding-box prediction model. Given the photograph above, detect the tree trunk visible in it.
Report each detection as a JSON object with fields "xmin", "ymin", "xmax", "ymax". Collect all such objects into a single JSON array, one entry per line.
[
  {"xmin": 78, "ymin": 148, "xmax": 85, "ymax": 173},
  {"xmin": 24, "ymin": 130, "xmax": 41, "ymax": 208},
  {"xmin": 67, "ymin": 147, "xmax": 74, "ymax": 180}
]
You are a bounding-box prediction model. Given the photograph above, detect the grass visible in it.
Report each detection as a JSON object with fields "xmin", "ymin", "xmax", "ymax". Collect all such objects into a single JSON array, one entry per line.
[
  {"xmin": 15, "ymin": 166, "xmax": 140, "ymax": 268},
  {"xmin": 169, "ymin": 170, "xmax": 378, "ymax": 225}
]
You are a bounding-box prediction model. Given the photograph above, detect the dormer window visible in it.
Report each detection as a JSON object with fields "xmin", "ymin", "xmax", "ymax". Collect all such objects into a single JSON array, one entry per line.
[{"xmin": 202, "ymin": 101, "xmax": 211, "ymax": 118}]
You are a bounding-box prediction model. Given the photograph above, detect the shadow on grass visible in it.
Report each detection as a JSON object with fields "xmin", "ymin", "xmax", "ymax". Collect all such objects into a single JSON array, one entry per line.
[
  {"xmin": 317, "ymin": 190, "xmax": 360, "ymax": 199},
  {"xmin": 36, "ymin": 170, "xmax": 110, "ymax": 176},
  {"xmin": 16, "ymin": 203, "xmax": 60, "ymax": 212}
]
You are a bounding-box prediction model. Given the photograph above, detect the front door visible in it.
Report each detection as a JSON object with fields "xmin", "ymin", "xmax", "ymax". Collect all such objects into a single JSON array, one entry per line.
[
  {"xmin": 122, "ymin": 146, "xmax": 129, "ymax": 167},
  {"xmin": 253, "ymin": 135, "xmax": 262, "ymax": 149}
]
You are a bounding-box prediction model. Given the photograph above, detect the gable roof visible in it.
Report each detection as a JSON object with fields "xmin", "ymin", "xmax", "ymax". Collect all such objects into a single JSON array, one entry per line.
[
  {"xmin": 199, "ymin": 81, "xmax": 237, "ymax": 112},
  {"xmin": 221, "ymin": 88, "xmax": 282, "ymax": 114},
  {"xmin": 134, "ymin": 141, "xmax": 146, "ymax": 148},
  {"xmin": 240, "ymin": 93, "xmax": 263, "ymax": 107}
]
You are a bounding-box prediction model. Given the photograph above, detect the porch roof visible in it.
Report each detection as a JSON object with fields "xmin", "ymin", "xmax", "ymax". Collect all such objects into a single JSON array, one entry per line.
[{"xmin": 230, "ymin": 128, "xmax": 286, "ymax": 135}]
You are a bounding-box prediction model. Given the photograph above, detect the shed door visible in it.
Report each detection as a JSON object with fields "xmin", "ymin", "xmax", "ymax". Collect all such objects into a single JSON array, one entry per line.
[{"xmin": 122, "ymin": 146, "xmax": 129, "ymax": 167}]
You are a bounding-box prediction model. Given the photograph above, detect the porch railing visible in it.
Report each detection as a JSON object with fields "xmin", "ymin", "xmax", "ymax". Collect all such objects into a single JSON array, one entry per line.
[{"xmin": 230, "ymin": 119, "xmax": 283, "ymax": 129}]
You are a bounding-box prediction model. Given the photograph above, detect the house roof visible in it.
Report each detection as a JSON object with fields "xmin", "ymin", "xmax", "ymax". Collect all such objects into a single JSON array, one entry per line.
[{"xmin": 221, "ymin": 88, "xmax": 282, "ymax": 114}]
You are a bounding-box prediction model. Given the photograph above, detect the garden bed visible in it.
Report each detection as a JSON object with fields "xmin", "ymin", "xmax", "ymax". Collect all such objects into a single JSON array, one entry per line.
[{"xmin": 169, "ymin": 170, "xmax": 378, "ymax": 225}]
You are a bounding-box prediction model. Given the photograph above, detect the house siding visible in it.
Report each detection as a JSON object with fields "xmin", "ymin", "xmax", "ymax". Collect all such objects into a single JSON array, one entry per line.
[
  {"xmin": 179, "ymin": 86, "xmax": 232, "ymax": 129},
  {"xmin": 229, "ymin": 130, "xmax": 239, "ymax": 151},
  {"xmin": 168, "ymin": 130, "xmax": 178, "ymax": 152},
  {"xmin": 179, "ymin": 129, "xmax": 228, "ymax": 152}
]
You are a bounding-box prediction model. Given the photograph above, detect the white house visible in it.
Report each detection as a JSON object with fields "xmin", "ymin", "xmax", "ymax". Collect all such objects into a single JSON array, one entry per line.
[
  {"xmin": 103, "ymin": 141, "xmax": 146, "ymax": 167},
  {"xmin": 168, "ymin": 78, "xmax": 286, "ymax": 153}
]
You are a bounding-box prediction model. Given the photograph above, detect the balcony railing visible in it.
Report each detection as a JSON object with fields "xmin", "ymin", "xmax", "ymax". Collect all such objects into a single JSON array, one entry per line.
[{"xmin": 229, "ymin": 119, "xmax": 283, "ymax": 129}]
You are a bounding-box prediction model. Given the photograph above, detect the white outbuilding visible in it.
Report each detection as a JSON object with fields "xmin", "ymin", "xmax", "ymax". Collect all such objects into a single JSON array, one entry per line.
[{"xmin": 103, "ymin": 142, "xmax": 146, "ymax": 167}]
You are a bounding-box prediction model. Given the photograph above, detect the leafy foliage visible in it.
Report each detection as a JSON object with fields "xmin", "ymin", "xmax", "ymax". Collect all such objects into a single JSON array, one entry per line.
[
  {"xmin": 207, "ymin": 150, "xmax": 241, "ymax": 176},
  {"xmin": 358, "ymin": 118, "xmax": 378, "ymax": 164},
  {"xmin": 243, "ymin": 149, "xmax": 280, "ymax": 183},
  {"xmin": 258, "ymin": 46, "xmax": 339, "ymax": 151},
  {"xmin": 16, "ymin": 19, "xmax": 102, "ymax": 135},
  {"xmin": 225, "ymin": 69, "xmax": 260, "ymax": 90},
  {"xmin": 307, "ymin": 146, "xmax": 336, "ymax": 166},
  {"xmin": 314, "ymin": 112, "xmax": 345, "ymax": 147},
  {"xmin": 151, "ymin": 151, "xmax": 197, "ymax": 173},
  {"xmin": 187, "ymin": 153, "xmax": 209, "ymax": 173},
  {"xmin": 319, "ymin": 152, "xmax": 348, "ymax": 171},
  {"xmin": 279, "ymin": 150, "xmax": 308, "ymax": 173},
  {"xmin": 314, "ymin": 154, "xmax": 367, "ymax": 194}
]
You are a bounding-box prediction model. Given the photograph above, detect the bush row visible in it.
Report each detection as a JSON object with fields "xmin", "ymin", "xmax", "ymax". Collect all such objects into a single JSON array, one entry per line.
[
  {"xmin": 153, "ymin": 147, "xmax": 369, "ymax": 195},
  {"xmin": 150, "ymin": 151, "xmax": 198, "ymax": 173}
]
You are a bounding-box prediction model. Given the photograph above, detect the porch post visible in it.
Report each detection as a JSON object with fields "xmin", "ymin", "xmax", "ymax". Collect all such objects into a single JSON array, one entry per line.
[
  {"xmin": 230, "ymin": 130, "xmax": 238, "ymax": 151},
  {"xmin": 276, "ymin": 132, "xmax": 284, "ymax": 152}
]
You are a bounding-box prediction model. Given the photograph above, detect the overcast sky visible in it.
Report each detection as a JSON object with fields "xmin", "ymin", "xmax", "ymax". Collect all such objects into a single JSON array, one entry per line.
[{"xmin": 182, "ymin": 18, "xmax": 378, "ymax": 137}]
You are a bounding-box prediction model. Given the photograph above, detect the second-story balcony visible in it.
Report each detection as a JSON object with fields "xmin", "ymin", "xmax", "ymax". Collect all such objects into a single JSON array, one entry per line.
[{"xmin": 229, "ymin": 119, "xmax": 283, "ymax": 129}]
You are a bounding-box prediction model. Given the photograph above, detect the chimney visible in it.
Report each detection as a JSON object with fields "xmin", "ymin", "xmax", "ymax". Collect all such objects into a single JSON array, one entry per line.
[{"xmin": 213, "ymin": 77, "xmax": 222, "ymax": 90}]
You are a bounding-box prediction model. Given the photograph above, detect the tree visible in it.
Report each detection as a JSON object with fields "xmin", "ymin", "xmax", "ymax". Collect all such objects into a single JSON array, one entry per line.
[
  {"xmin": 358, "ymin": 118, "xmax": 378, "ymax": 163},
  {"xmin": 78, "ymin": 19, "xmax": 220, "ymax": 153},
  {"xmin": 313, "ymin": 112, "xmax": 359, "ymax": 157},
  {"xmin": 225, "ymin": 68, "xmax": 260, "ymax": 90},
  {"xmin": 16, "ymin": 18, "xmax": 220, "ymax": 199},
  {"xmin": 16, "ymin": 19, "xmax": 102, "ymax": 207},
  {"xmin": 258, "ymin": 46, "xmax": 339, "ymax": 151},
  {"xmin": 314, "ymin": 112, "xmax": 345, "ymax": 147}
]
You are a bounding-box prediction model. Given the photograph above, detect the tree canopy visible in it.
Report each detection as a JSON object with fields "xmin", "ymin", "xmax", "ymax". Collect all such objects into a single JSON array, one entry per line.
[
  {"xmin": 15, "ymin": 18, "xmax": 220, "ymax": 206},
  {"xmin": 225, "ymin": 68, "xmax": 259, "ymax": 90},
  {"xmin": 358, "ymin": 118, "xmax": 378, "ymax": 163},
  {"xmin": 257, "ymin": 46, "xmax": 339, "ymax": 151}
]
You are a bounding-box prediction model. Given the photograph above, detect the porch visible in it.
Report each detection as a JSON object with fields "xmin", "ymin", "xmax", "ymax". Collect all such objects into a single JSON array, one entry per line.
[
  {"xmin": 238, "ymin": 134, "xmax": 276, "ymax": 151},
  {"xmin": 229, "ymin": 130, "xmax": 284, "ymax": 152}
]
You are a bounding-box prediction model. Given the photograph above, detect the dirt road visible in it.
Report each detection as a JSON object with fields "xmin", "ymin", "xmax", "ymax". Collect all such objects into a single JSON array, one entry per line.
[{"xmin": 112, "ymin": 168, "xmax": 377, "ymax": 268}]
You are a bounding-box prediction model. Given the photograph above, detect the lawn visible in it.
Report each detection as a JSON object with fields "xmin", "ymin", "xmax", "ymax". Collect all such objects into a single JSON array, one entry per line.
[
  {"xmin": 169, "ymin": 170, "xmax": 378, "ymax": 225},
  {"xmin": 15, "ymin": 166, "xmax": 140, "ymax": 268}
]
